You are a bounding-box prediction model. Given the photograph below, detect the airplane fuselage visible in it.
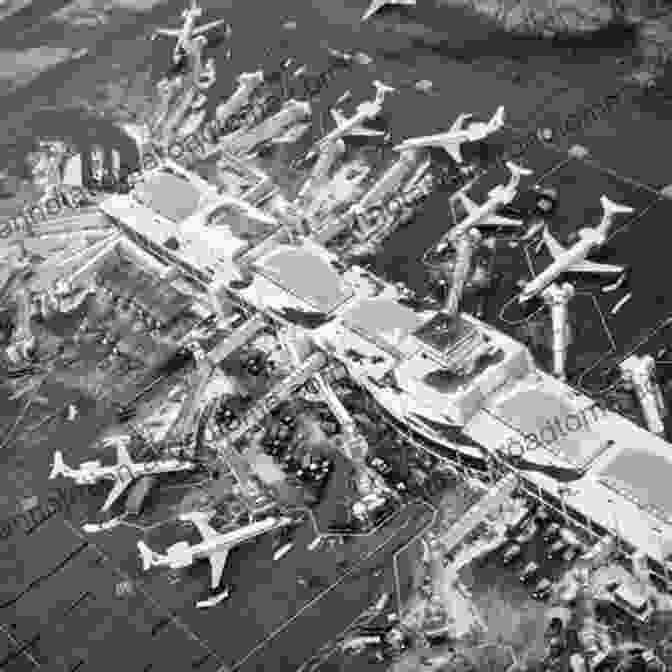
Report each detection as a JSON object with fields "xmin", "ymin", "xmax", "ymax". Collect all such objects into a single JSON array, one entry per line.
[
  {"xmin": 462, "ymin": 121, "xmax": 490, "ymax": 141},
  {"xmin": 318, "ymin": 106, "xmax": 379, "ymax": 149},
  {"xmin": 520, "ymin": 238, "xmax": 596, "ymax": 302},
  {"xmin": 73, "ymin": 459, "xmax": 194, "ymax": 484},
  {"xmin": 398, "ymin": 131, "xmax": 469, "ymax": 151},
  {"xmin": 190, "ymin": 516, "xmax": 291, "ymax": 560},
  {"xmin": 119, "ymin": 459, "xmax": 196, "ymax": 480},
  {"xmin": 171, "ymin": 12, "xmax": 200, "ymax": 62},
  {"xmin": 450, "ymin": 199, "xmax": 502, "ymax": 240}
]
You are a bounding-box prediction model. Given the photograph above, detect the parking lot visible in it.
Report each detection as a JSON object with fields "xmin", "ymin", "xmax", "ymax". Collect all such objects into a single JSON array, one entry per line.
[{"xmin": 456, "ymin": 501, "xmax": 592, "ymax": 655}]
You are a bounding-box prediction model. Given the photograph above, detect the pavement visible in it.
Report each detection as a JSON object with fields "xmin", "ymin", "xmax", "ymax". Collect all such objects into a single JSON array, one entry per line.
[
  {"xmin": 3, "ymin": 0, "xmax": 672, "ymax": 670},
  {"xmin": 0, "ymin": 488, "xmax": 433, "ymax": 671}
]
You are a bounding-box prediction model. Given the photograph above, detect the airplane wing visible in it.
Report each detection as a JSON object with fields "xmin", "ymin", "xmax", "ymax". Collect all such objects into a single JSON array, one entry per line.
[
  {"xmin": 189, "ymin": 516, "xmax": 220, "ymax": 542},
  {"xmin": 208, "ymin": 549, "xmax": 230, "ymax": 589},
  {"xmin": 101, "ymin": 478, "xmax": 132, "ymax": 512},
  {"xmin": 542, "ymin": 228, "xmax": 566, "ymax": 260},
  {"xmin": 154, "ymin": 28, "xmax": 182, "ymax": 36},
  {"xmin": 568, "ymin": 260, "xmax": 623, "ymax": 274},
  {"xmin": 449, "ymin": 113, "xmax": 473, "ymax": 133},
  {"xmin": 453, "ymin": 191, "xmax": 479, "ymax": 217},
  {"xmin": 442, "ymin": 143, "xmax": 462, "ymax": 164},
  {"xmin": 192, "ymin": 19, "xmax": 229, "ymax": 36},
  {"xmin": 330, "ymin": 109, "xmax": 348, "ymax": 127},
  {"xmin": 347, "ymin": 125, "xmax": 385, "ymax": 137},
  {"xmin": 115, "ymin": 442, "xmax": 134, "ymax": 469},
  {"xmin": 479, "ymin": 213, "xmax": 522, "ymax": 228}
]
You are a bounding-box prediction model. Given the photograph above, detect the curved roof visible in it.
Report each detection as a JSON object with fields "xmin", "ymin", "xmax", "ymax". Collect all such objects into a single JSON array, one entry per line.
[
  {"xmin": 343, "ymin": 298, "xmax": 425, "ymax": 342},
  {"xmin": 599, "ymin": 448, "xmax": 672, "ymax": 522},
  {"xmin": 260, "ymin": 246, "xmax": 352, "ymax": 313},
  {"xmin": 494, "ymin": 389, "xmax": 606, "ymax": 469},
  {"xmin": 135, "ymin": 173, "xmax": 202, "ymax": 223}
]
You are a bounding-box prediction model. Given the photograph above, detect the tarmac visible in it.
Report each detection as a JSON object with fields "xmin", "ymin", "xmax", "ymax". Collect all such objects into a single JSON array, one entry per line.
[{"xmin": 3, "ymin": 0, "xmax": 672, "ymax": 670}]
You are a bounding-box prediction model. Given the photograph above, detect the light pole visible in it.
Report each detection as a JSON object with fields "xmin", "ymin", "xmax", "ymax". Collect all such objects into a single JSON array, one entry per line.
[
  {"xmin": 606, "ymin": 497, "xmax": 621, "ymax": 554},
  {"xmin": 557, "ymin": 486, "xmax": 571, "ymax": 526},
  {"xmin": 652, "ymin": 526, "xmax": 671, "ymax": 587}
]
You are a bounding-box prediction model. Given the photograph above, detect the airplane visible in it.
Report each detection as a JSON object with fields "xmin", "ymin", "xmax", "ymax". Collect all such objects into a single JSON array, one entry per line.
[
  {"xmin": 150, "ymin": 0, "xmax": 230, "ymax": 65},
  {"xmin": 518, "ymin": 195, "xmax": 634, "ymax": 303},
  {"xmin": 362, "ymin": 0, "xmax": 417, "ymax": 21},
  {"xmin": 393, "ymin": 106, "xmax": 506, "ymax": 164},
  {"xmin": 137, "ymin": 511, "xmax": 294, "ymax": 589},
  {"xmin": 446, "ymin": 161, "xmax": 532, "ymax": 242},
  {"xmin": 49, "ymin": 441, "xmax": 197, "ymax": 512},
  {"xmin": 309, "ymin": 81, "xmax": 395, "ymax": 157}
]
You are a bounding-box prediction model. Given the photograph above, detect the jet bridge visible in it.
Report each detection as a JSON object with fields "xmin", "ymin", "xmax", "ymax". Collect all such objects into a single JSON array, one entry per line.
[
  {"xmin": 204, "ymin": 313, "xmax": 266, "ymax": 365},
  {"xmin": 443, "ymin": 230, "xmax": 481, "ymax": 317},
  {"xmin": 355, "ymin": 149, "xmax": 421, "ymax": 212},
  {"xmin": 440, "ymin": 472, "xmax": 517, "ymax": 551},
  {"xmin": 223, "ymin": 350, "xmax": 328, "ymax": 446},
  {"xmin": 165, "ymin": 313, "xmax": 268, "ymax": 448}
]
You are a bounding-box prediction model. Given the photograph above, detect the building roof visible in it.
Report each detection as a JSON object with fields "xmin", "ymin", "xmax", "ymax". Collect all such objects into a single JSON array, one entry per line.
[
  {"xmin": 134, "ymin": 173, "xmax": 203, "ymax": 223},
  {"xmin": 256, "ymin": 246, "xmax": 353, "ymax": 314},
  {"xmin": 493, "ymin": 388, "xmax": 608, "ymax": 469},
  {"xmin": 595, "ymin": 445, "xmax": 672, "ymax": 526},
  {"xmin": 342, "ymin": 298, "xmax": 426, "ymax": 349},
  {"xmin": 465, "ymin": 374, "xmax": 672, "ymax": 562}
]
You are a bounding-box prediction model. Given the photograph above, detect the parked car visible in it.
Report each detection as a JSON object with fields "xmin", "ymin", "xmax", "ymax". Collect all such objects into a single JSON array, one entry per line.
[
  {"xmin": 216, "ymin": 403, "xmax": 238, "ymax": 428},
  {"xmin": 499, "ymin": 185, "xmax": 559, "ymax": 220},
  {"xmin": 280, "ymin": 413, "xmax": 297, "ymax": 428},
  {"xmin": 520, "ymin": 561, "xmax": 540, "ymax": 583},
  {"xmin": 543, "ymin": 522, "xmax": 562, "ymax": 542},
  {"xmin": 268, "ymin": 439, "xmax": 288, "ymax": 458},
  {"xmin": 514, "ymin": 521, "xmax": 539, "ymax": 546},
  {"xmin": 503, "ymin": 543, "xmax": 523, "ymax": 564},
  {"xmin": 244, "ymin": 354, "xmax": 265, "ymax": 376},
  {"xmin": 547, "ymin": 538, "xmax": 569, "ymax": 559},
  {"xmin": 367, "ymin": 456, "xmax": 393, "ymax": 477},
  {"xmin": 281, "ymin": 455, "xmax": 301, "ymax": 473},
  {"xmin": 561, "ymin": 546, "xmax": 581, "ymax": 564},
  {"xmin": 532, "ymin": 578, "xmax": 553, "ymax": 600}
]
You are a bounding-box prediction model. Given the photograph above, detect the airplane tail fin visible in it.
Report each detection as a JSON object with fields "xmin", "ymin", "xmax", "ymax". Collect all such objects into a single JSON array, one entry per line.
[
  {"xmin": 50, "ymin": 451, "xmax": 69, "ymax": 479},
  {"xmin": 178, "ymin": 510, "xmax": 215, "ymax": 525},
  {"xmin": 489, "ymin": 161, "xmax": 532, "ymax": 199},
  {"xmin": 597, "ymin": 195, "xmax": 634, "ymax": 238},
  {"xmin": 372, "ymin": 80, "xmax": 395, "ymax": 104},
  {"xmin": 489, "ymin": 106, "xmax": 505, "ymax": 132},
  {"xmin": 505, "ymin": 160, "xmax": 533, "ymax": 186},
  {"xmin": 137, "ymin": 541, "xmax": 157, "ymax": 571}
]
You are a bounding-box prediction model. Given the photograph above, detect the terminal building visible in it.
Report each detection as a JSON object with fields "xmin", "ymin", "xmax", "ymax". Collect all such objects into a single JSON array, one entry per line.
[{"xmin": 90, "ymin": 153, "xmax": 672, "ymax": 592}]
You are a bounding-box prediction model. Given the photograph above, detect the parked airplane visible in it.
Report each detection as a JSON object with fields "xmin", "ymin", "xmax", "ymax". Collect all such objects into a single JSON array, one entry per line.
[
  {"xmin": 362, "ymin": 0, "xmax": 417, "ymax": 21},
  {"xmin": 518, "ymin": 196, "xmax": 634, "ymax": 303},
  {"xmin": 447, "ymin": 161, "xmax": 532, "ymax": 241},
  {"xmin": 150, "ymin": 0, "xmax": 230, "ymax": 65},
  {"xmin": 310, "ymin": 81, "xmax": 395, "ymax": 156},
  {"xmin": 137, "ymin": 511, "xmax": 293, "ymax": 589},
  {"xmin": 394, "ymin": 106, "xmax": 505, "ymax": 164},
  {"xmin": 49, "ymin": 442, "xmax": 197, "ymax": 512}
]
